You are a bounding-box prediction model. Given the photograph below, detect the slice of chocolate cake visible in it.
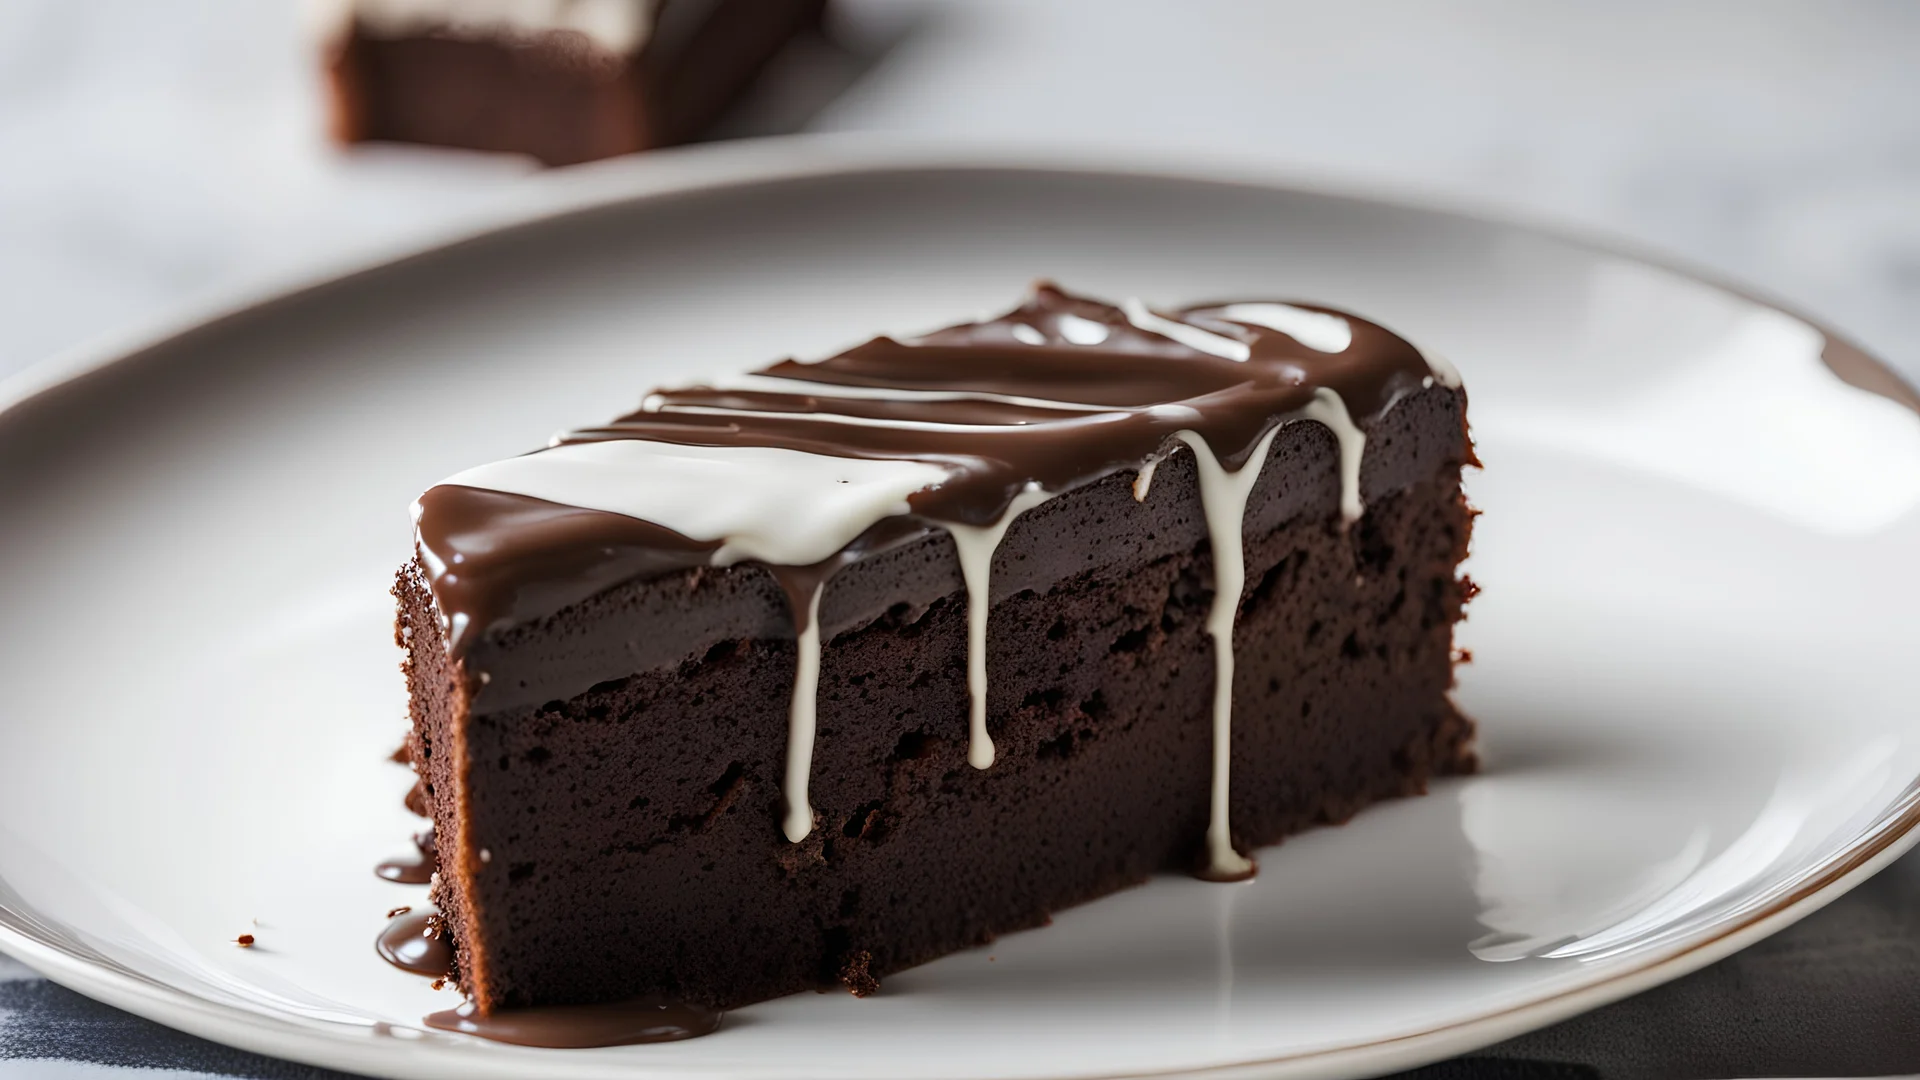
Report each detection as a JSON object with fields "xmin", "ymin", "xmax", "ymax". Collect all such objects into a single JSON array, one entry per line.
[
  {"xmin": 318, "ymin": 0, "xmax": 825, "ymax": 166},
  {"xmin": 394, "ymin": 283, "xmax": 1477, "ymax": 1015}
]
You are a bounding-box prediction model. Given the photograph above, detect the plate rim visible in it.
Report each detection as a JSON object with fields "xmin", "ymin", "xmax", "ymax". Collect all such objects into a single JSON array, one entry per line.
[{"xmin": 3, "ymin": 132, "xmax": 1918, "ymax": 1080}]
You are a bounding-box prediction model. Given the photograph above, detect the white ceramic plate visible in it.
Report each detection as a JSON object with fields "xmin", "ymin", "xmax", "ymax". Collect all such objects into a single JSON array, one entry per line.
[{"xmin": 3, "ymin": 139, "xmax": 1919, "ymax": 1080}]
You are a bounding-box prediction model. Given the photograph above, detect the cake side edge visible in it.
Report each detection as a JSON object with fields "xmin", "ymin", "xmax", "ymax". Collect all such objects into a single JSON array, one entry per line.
[{"xmin": 395, "ymin": 560, "xmax": 499, "ymax": 1012}]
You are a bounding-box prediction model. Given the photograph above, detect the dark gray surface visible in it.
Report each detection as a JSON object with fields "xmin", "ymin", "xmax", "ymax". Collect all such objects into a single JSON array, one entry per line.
[{"xmin": 7, "ymin": 848, "xmax": 1920, "ymax": 1078}]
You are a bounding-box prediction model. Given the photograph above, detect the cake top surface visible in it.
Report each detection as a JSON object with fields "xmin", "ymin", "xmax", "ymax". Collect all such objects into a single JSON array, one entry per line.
[
  {"xmin": 412, "ymin": 283, "xmax": 1454, "ymax": 652},
  {"xmin": 314, "ymin": 0, "xmax": 658, "ymax": 52}
]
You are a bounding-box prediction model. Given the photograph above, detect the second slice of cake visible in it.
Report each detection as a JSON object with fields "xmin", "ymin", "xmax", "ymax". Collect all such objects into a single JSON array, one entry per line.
[{"xmin": 396, "ymin": 283, "xmax": 1477, "ymax": 1013}]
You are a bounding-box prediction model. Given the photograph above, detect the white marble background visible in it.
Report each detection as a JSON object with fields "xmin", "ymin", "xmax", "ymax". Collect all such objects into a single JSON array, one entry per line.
[{"xmin": 1, "ymin": 0, "xmax": 1916, "ymax": 381}]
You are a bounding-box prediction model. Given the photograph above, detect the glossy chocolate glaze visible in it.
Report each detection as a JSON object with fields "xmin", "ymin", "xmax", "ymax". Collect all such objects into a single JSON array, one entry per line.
[
  {"xmin": 413, "ymin": 487, "xmax": 718, "ymax": 653},
  {"xmin": 423, "ymin": 997, "xmax": 721, "ymax": 1046},
  {"xmin": 377, "ymin": 909, "xmax": 454, "ymax": 977},
  {"xmin": 375, "ymin": 827, "xmax": 438, "ymax": 885},
  {"xmin": 414, "ymin": 284, "xmax": 1443, "ymax": 654}
]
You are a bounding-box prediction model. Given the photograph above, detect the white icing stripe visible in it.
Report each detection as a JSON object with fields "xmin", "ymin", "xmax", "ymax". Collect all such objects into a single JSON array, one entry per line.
[
  {"xmin": 1057, "ymin": 313, "xmax": 1111, "ymax": 345},
  {"xmin": 1132, "ymin": 458, "xmax": 1159, "ymax": 503},
  {"xmin": 645, "ymin": 405, "xmax": 1090, "ymax": 433},
  {"xmin": 1010, "ymin": 324, "xmax": 1047, "ymax": 346},
  {"xmin": 1175, "ymin": 424, "xmax": 1283, "ymax": 881},
  {"xmin": 1132, "ymin": 446, "xmax": 1181, "ymax": 503},
  {"xmin": 316, "ymin": 0, "xmax": 657, "ymax": 51},
  {"xmin": 671, "ymin": 375, "xmax": 1120, "ymax": 414},
  {"xmin": 1299, "ymin": 388, "xmax": 1368, "ymax": 523},
  {"xmin": 1422, "ymin": 350, "xmax": 1464, "ymax": 389},
  {"xmin": 1123, "ymin": 299, "xmax": 1252, "ymax": 362},
  {"xmin": 1214, "ymin": 304, "xmax": 1353, "ymax": 354},
  {"xmin": 944, "ymin": 485, "xmax": 1053, "ymax": 770},
  {"xmin": 435, "ymin": 440, "xmax": 951, "ymax": 569},
  {"xmin": 782, "ymin": 584, "xmax": 824, "ymax": 843}
]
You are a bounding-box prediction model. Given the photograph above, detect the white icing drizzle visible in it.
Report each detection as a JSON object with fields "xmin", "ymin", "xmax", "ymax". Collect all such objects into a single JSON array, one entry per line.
[
  {"xmin": 1132, "ymin": 446, "xmax": 1181, "ymax": 503},
  {"xmin": 1422, "ymin": 350, "xmax": 1464, "ymax": 389},
  {"xmin": 782, "ymin": 584, "xmax": 824, "ymax": 842},
  {"xmin": 1214, "ymin": 303, "xmax": 1353, "ymax": 354},
  {"xmin": 944, "ymin": 485, "xmax": 1053, "ymax": 770},
  {"xmin": 641, "ymin": 405, "xmax": 1079, "ymax": 434},
  {"xmin": 1174, "ymin": 424, "xmax": 1279, "ymax": 880},
  {"xmin": 1058, "ymin": 313, "xmax": 1112, "ymax": 346},
  {"xmin": 1010, "ymin": 323, "xmax": 1048, "ymax": 346},
  {"xmin": 1132, "ymin": 458, "xmax": 1159, "ymax": 503},
  {"xmin": 666, "ymin": 375, "xmax": 1120, "ymax": 414},
  {"xmin": 1172, "ymin": 391, "xmax": 1369, "ymax": 880},
  {"xmin": 1299, "ymin": 387, "xmax": 1368, "ymax": 524},
  {"xmin": 1123, "ymin": 299, "xmax": 1252, "ymax": 362},
  {"xmin": 434, "ymin": 439, "xmax": 952, "ymax": 569}
]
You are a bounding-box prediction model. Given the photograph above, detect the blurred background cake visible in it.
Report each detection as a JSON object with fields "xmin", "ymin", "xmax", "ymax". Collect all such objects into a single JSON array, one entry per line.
[{"xmin": 318, "ymin": 0, "xmax": 827, "ymax": 164}]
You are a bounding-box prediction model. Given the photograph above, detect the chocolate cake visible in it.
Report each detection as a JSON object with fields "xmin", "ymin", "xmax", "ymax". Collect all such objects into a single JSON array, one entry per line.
[
  {"xmin": 318, "ymin": 0, "xmax": 825, "ymax": 166},
  {"xmin": 394, "ymin": 283, "xmax": 1477, "ymax": 1015}
]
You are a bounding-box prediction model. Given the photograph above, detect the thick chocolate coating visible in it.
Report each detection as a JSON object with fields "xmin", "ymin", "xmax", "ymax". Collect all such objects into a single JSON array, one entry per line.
[{"xmin": 414, "ymin": 284, "xmax": 1446, "ymax": 664}]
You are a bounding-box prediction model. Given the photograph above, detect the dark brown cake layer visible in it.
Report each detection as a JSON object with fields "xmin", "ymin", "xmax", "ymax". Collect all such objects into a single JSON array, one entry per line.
[
  {"xmin": 397, "ymin": 384, "xmax": 1475, "ymax": 1012},
  {"xmin": 326, "ymin": 0, "xmax": 825, "ymax": 166}
]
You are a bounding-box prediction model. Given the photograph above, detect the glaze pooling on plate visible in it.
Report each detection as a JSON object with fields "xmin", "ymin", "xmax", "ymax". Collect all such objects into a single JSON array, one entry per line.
[
  {"xmin": 423, "ymin": 995, "xmax": 722, "ymax": 1047},
  {"xmin": 411, "ymin": 283, "xmax": 1452, "ymax": 874}
]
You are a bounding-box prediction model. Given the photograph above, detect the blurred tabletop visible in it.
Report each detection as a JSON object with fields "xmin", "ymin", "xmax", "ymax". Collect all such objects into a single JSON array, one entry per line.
[{"xmin": 3, "ymin": 2, "xmax": 1920, "ymax": 1078}]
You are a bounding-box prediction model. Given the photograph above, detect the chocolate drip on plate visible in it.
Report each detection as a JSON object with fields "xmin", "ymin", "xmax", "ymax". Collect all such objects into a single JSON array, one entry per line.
[
  {"xmin": 423, "ymin": 997, "xmax": 722, "ymax": 1047},
  {"xmin": 377, "ymin": 909, "xmax": 454, "ymax": 977},
  {"xmin": 375, "ymin": 827, "xmax": 438, "ymax": 885}
]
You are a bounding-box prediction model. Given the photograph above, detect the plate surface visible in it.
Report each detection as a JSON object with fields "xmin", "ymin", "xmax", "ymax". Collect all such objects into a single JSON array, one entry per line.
[{"xmin": 3, "ymin": 141, "xmax": 1920, "ymax": 1080}]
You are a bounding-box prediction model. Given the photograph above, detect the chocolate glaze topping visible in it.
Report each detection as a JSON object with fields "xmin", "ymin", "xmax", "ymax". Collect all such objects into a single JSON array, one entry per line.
[
  {"xmin": 408, "ymin": 282, "xmax": 1458, "ymax": 875},
  {"xmin": 417, "ymin": 284, "xmax": 1442, "ymax": 647}
]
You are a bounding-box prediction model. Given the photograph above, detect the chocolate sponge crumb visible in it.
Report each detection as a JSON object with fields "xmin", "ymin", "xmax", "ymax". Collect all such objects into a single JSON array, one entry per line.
[{"xmin": 839, "ymin": 951, "xmax": 879, "ymax": 997}]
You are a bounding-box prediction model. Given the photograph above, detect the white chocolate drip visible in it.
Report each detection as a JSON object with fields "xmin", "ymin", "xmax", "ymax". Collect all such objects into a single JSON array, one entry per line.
[
  {"xmin": 1175, "ymin": 394, "xmax": 1369, "ymax": 880},
  {"xmin": 1057, "ymin": 313, "xmax": 1111, "ymax": 346},
  {"xmin": 1132, "ymin": 458, "xmax": 1159, "ymax": 503},
  {"xmin": 1213, "ymin": 303, "xmax": 1353, "ymax": 354},
  {"xmin": 782, "ymin": 584, "xmax": 824, "ymax": 842},
  {"xmin": 639, "ymin": 405, "xmax": 1071, "ymax": 435},
  {"xmin": 661, "ymin": 375, "xmax": 1121, "ymax": 414},
  {"xmin": 944, "ymin": 485, "xmax": 1053, "ymax": 770},
  {"xmin": 1422, "ymin": 350, "xmax": 1464, "ymax": 389},
  {"xmin": 1174, "ymin": 425, "xmax": 1276, "ymax": 880},
  {"xmin": 1132, "ymin": 445, "xmax": 1181, "ymax": 503},
  {"xmin": 1299, "ymin": 388, "xmax": 1368, "ymax": 524}
]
